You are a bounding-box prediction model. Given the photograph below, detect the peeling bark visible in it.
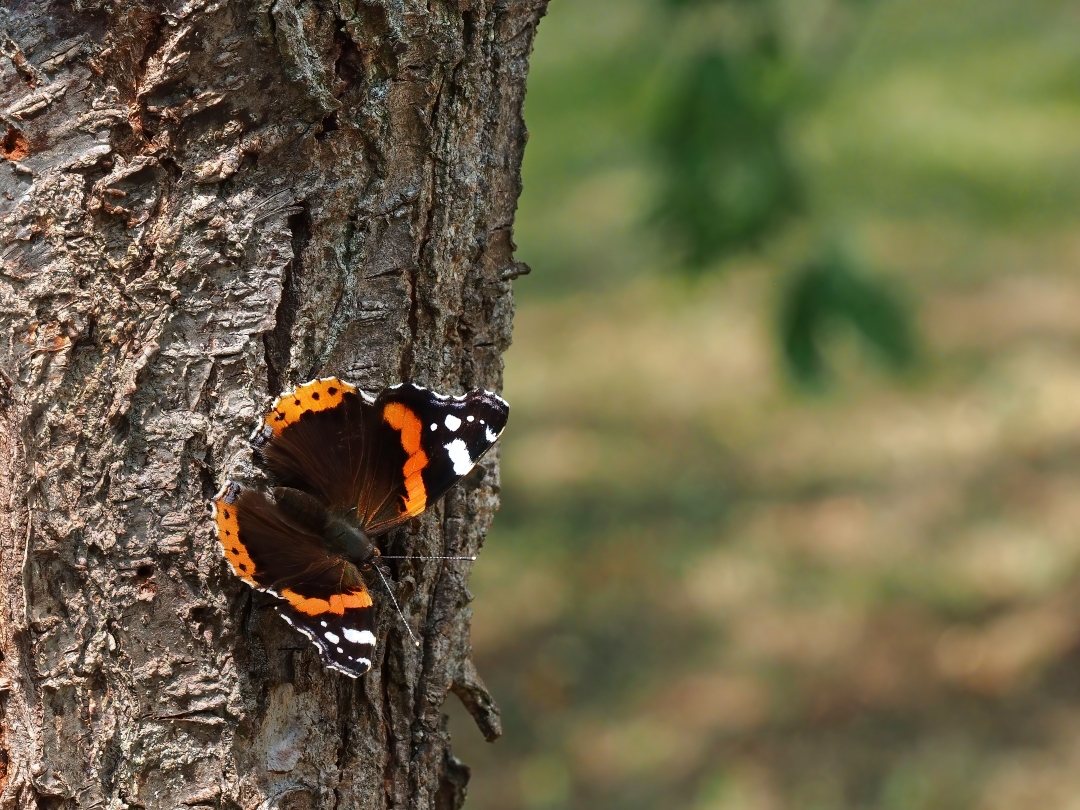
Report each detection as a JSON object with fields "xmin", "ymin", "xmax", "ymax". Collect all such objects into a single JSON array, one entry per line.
[{"xmin": 0, "ymin": 1, "xmax": 544, "ymax": 807}]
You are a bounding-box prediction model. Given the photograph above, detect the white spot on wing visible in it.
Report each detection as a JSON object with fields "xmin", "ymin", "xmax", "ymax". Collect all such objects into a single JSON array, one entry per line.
[
  {"xmin": 344, "ymin": 628, "xmax": 376, "ymax": 646},
  {"xmin": 276, "ymin": 608, "xmax": 370, "ymax": 678},
  {"xmin": 320, "ymin": 621, "xmax": 327, "ymax": 628},
  {"xmin": 485, "ymin": 426, "xmax": 498, "ymax": 443},
  {"xmin": 445, "ymin": 414, "xmax": 462, "ymax": 431},
  {"xmin": 445, "ymin": 439, "xmax": 474, "ymax": 475},
  {"xmin": 337, "ymin": 647, "xmax": 344, "ymax": 653},
  {"xmin": 324, "ymin": 631, "xmax": 340, "ymax": 644},
  {"xmin": 467, "ymin": 415, "xmax": 475, "ymax": 422},
  {"xmin": 430, "ymin": 423, "xmax": 438, "ymax": 431}
]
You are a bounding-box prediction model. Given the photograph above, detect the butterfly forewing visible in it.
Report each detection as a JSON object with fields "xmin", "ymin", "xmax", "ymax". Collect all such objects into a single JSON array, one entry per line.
[
  {"xmin": 276, "ymin": 593, "xmax": 377, "ymax": 678},
  {"xmin": 359, "ymin": 384, "xmax": 510, "ymax": 534},
  {"xmin": 212, "ymin": 482, "xmax": 376, "ymax": 677}
]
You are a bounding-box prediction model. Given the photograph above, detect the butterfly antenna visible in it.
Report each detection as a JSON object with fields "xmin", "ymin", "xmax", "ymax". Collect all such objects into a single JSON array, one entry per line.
[
  {"xmin": 373, "ymin": 563, "xmax": 421, "ymax": 648},
  {"xmin": 379, "ymin": 554, "xmax": 477, "ymax": 561}
]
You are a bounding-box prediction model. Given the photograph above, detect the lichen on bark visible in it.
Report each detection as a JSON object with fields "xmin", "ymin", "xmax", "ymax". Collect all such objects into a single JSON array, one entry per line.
[{"xmin": 0, "ymin": 1, "xmax": 545, "ymax": 807}]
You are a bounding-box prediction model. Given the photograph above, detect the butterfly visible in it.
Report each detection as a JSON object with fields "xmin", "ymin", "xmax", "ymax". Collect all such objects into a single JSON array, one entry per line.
[{"xmin": 212, "ymin": 378, "xmax": 509, "ymax": 677}]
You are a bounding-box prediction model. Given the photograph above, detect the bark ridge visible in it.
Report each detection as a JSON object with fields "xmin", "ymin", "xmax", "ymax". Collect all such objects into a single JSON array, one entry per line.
[{"xmin": 0, "ymin": 1, "xmax": 546, "ymax": 807}]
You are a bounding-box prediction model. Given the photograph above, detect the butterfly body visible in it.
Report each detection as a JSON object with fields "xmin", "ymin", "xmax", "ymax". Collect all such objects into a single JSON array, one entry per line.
[
  {"xmin": 212, "ymin": 378, "xmax": 509, "ymax": 677},
  {"xmin": 271, "ymin": 486, "xmax": 375, "ymax": 564}
]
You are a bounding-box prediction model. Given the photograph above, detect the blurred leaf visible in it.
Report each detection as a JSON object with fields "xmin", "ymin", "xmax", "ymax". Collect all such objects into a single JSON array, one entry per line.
[
  {"xmin": 650, "ymin": 48, "xmax": 802, "ymax": 269},
  {"xmin": 780, "ymin": 251, "xmax": 915, "ymax": 386}
]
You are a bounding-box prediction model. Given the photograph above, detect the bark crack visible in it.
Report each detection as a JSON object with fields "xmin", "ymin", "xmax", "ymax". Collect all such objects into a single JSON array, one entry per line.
[
  {"xmin": 403, "ymin": 71, "xmax": 451, "ymax": 384},
  {"xmin": 264, "ymin": 205, "xmax": 310, "ymax": 393}
]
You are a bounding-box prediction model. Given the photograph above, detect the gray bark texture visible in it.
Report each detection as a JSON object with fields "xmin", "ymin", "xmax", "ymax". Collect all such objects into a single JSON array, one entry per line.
[{"xmin": 0, "ymin": 1, "xmax": 545, "ymax": 807}]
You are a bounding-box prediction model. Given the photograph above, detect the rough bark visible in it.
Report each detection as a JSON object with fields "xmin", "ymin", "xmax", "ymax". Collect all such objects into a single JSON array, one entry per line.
[{"xmin": 0, "ymin": 1, "xmax": 544, "ymax": 807}]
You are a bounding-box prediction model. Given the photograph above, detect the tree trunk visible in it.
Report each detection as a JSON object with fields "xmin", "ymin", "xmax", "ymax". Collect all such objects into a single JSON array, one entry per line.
[{"xmin": 0, "ymin": 2, "xmax": 544, "ymax": 807}]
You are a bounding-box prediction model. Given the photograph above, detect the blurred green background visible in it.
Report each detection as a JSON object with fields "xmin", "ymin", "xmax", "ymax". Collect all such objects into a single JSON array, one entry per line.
[{"xmin": 448, "ymin": 1, "xmax": 1080, "ymax": 808}]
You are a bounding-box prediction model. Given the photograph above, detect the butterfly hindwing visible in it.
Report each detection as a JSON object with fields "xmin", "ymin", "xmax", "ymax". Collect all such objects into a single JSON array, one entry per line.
[
  {"xmin": 359, "ymin": 384, "xmax": 510, "ymax": 534},
  {"xmin": 253, "ymin": 378, "xmax": 374, "ymax": 513},
  {"xmin": 211, "ymin": 482, "xmax": 376, "ymax": 677},
  {"xmin": 213, "ymin": 482, "xmax": 342, "ymax": 589}
]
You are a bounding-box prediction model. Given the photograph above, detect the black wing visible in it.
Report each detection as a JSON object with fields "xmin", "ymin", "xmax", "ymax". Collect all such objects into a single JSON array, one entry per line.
[
  {"xmin": 249, "ymin": 377, "xmax": 509, "ymax": 536},
  {"xmin": 358, "ymin": 383, "xmax": 510, "ymax": 534}
]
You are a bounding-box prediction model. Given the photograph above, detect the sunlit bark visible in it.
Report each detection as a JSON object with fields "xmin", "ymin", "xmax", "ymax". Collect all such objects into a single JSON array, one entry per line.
[{"xmin": 0, "ymin": 2, "xmax": 544, "ymax": 807}]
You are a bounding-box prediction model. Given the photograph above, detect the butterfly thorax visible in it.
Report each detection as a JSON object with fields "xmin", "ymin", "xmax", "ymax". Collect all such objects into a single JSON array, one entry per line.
[
  {"xmin": 273, "ymin": 486, "xmax": 375, "ymax": 565},
  {"xmin": 323, "ymin": 514, "xmax": 377, "ymax": 567}
]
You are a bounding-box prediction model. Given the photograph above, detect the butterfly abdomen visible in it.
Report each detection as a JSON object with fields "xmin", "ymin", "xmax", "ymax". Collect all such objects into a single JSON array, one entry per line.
[{"xmin": 272, "ymin": 486, "xmax": 330, "ymax": 531}]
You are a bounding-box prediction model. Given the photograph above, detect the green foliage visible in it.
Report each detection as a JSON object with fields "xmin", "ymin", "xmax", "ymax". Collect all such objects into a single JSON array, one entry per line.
[
  {"xmin": 647, "ymin": 0, "xmax": 915, "ymax": 386},
  {"xmin": 462, "ymin": 2, "xmax": 1080, "ymax": 809},
  {"xmin": 651, "ymin": 49, "xmax": 802, "ymax": 268},
  {"xmin": 648, "ymin": 0, "xmax": 810, "ymax": 269},
  {"xmin": 780, "ymin": 251, "xmax": 916, "ymax": 386}
]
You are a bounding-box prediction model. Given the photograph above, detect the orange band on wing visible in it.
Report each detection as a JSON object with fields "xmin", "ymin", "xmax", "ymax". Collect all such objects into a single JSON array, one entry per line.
[
  {"xmin": 280, "ymin": 587, "xmax": 373, "ymax": 616},
  {"xmin": 213, "ymin": 496, "xmax": 257, "ymax": 586},
  {"xmin": 265, "ymin": 377, "xmax": 356, "ymax": 436},
  {"xmin": 382, "ymin": 402, "xmax": 428, "ymax": 516}
]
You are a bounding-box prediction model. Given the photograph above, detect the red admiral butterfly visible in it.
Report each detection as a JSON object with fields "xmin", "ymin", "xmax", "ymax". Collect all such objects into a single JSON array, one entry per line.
[{"xmin": 212, "ymin": 379, "xmax": 509, "ymax": 677}]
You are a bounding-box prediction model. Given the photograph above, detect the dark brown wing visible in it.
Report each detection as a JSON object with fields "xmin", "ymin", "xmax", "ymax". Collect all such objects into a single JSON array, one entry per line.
[
  {"xmin": 253, "ymin": 377, "xmax": 373, "ymax": 514},
  {"xmin": 250, "ymin": 378, "xmax": 510, "ymax": 537},
  {"xmin": 211, "ymin": 482, "xmax": 376, "ymax": 676}
]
